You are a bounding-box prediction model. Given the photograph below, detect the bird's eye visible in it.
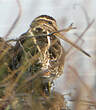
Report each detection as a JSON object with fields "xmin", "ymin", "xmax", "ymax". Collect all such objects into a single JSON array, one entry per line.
[
  {"xmin": 48, "ymin": 21, "xmax": 52, "ymax": 25},
  {"xmin": 36, "ymin": 27, "xmax": 43, "ymax": 32}
]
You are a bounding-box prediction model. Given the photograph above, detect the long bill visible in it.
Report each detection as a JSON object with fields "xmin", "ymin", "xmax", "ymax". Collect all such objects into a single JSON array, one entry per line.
[{"xmin": 54, "ymin": 33, "xmax": 91, "ymax": 57}]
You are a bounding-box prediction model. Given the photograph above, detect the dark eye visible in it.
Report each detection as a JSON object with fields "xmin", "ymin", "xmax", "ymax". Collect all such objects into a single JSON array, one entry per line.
[
  {"xmin": 48, "ymin": 21, "xmax": 52, "ymax": 25},
  {"xmin": 36, "ymin": 27, "xmax": 43, "ymax": 32},
  {"xmin": 43, "ymin": 31, "xmax": 47, "ymax": 34},
  {"xmin": 36, "ymin": 28, "xmax": 42, "ymax": 31}
]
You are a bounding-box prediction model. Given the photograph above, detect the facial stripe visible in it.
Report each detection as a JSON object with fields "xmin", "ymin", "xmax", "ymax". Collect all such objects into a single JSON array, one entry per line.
[
  {"xmin": 35, "ymin": 23, "xmax": 56, "ymax": 33},
  {"xmin": 33, "ymin": 19, "xmax": 57, "ymax": 31},
  {"xmin": 42, "ymin": 24, "xmax": 56, "ymax": 32}
]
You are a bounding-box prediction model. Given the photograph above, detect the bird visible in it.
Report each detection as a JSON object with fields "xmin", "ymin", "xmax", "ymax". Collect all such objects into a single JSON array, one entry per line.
[
  {"xmin": 10, "ymin": 15, "xmax": 90, "ymax": 95},
  {"xmin": 0, "ymin": 15, "xmax": 91, "ymax": 110},
  {"xmin": 8, "ymin": 15, "xmax": 65, "ymax": 95},
  {"xmin": 12, "ymin": 15, "xmax": 65, "ymax": 78}
]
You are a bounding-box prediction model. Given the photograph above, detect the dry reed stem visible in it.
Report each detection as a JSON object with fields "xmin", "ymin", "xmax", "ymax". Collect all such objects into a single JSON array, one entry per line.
[
  {"xmin": 66, "ymin": 19, "xmax": 95, "ymax": 58},
  {"xmin": 4, "ymin": 0, "xmax": 22, "ymax": 39}
]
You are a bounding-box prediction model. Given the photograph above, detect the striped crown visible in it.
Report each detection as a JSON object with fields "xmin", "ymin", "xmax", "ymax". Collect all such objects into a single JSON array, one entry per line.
[{"xmin": 30, "ymin": 15, "xmax": 58, "ymax": 33}]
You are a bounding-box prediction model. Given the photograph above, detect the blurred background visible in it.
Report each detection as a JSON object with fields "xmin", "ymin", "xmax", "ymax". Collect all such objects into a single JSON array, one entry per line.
[{"xmin": 0, "ymin": 0, "xmax": 96, "ymax": 109}]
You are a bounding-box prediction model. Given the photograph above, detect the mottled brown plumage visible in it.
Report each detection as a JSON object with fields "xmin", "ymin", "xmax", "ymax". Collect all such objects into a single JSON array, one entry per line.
[
  {"xmin": 13, "ymin": 15, "xmax": 65, "ymax": 79},
  {"xmin": 9, "ymin": 15, "xmax": 65, "ymax": 96}
]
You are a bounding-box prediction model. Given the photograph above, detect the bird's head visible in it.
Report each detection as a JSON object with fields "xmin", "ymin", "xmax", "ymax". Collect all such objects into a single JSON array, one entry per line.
[{"xmin": 29, "ymin": 15, "xmax": 58, "ymax": 34}]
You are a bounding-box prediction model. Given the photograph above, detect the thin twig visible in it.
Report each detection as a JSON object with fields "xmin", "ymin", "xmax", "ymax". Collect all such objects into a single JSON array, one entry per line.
[
  {"xmin": 68, "ymin": 65, "xmax": 94, "ymax": 99},
  {"xmin": 6, "ymin": 24, "xmax": 76, "ymax": 43},
  {"xmin": 69, "ymin": 99, "xmax": 96, "ymax": 106},
  {"xmin": 4, "ymin": 0, "xmax": 22, "ymax": 39},
  {"xmin": 7, "ymin": 23, "xmax": 91, "ymax": 57},
  {"xmin": 66, "ymin": 19, "xmax": 95, "ymax": 56}
]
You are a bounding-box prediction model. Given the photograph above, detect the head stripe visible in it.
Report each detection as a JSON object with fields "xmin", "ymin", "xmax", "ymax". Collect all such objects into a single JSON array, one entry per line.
[
  {"xmin": 33, "ymin": 19, "xmax": 57, "ymax": 31},
  {"xmin": 35, "ymin": 15, "xmax": 56, "ymax": 22}
]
